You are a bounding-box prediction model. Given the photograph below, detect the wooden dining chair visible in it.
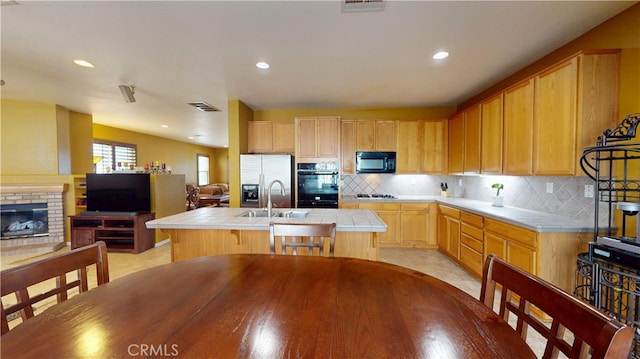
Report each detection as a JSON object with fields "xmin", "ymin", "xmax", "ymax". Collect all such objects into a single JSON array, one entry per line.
[
  {"xmin": 269, "ymin": 222, "xmax": 336, "ymax": 257},
  {"xmin": 1, "ymin": 241, "xmax": 110, "ymax": 335},
  {"xmin": 480, "ymin": 254, "xmax": 634, "ymax": 359}
]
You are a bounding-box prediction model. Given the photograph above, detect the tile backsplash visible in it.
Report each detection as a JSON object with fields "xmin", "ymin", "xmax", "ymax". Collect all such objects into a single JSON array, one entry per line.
[{"xmin": 341, "ymin": 174, "xmax": 610, "ymax": 225}]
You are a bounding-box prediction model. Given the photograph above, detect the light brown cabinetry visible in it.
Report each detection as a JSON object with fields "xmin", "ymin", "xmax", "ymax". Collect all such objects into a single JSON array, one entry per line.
[
  {"xmin": 437, "ymin": 205, "xmax": 460, "ymax": 260},
  {"xmin": 533, "ymin": 51, "xmax": 619, "ymax": 175},
  {"xmin": 248, "ymin": 121, "xmax": 295, "ymax": 153},
  {"xmin": 459, "ymin": 211, "xmax": 484, "ymax": 277},
  {"xmin": 484, "ymin": 218, "xmax": 537, "ymax": 274},
  {"xmin": 463, "ymin": 105, "xmax": 481, "ymax": 174},
  {"xmin": 396, "ymin": 120, "xmax": 422, "ymax": 173},
  {"xmin": 73, "ymin": 175, "xmax": 87, "ymax": 215},
  {"xmin": 356, "ymin": 120, "xmax": 396, "ymax": 151},
  {"xmin": 70, "ymin": 213, "xmax": 155, "ymax": 254},
  {"xmin": 503, "ymin": 79, "xmax": 534, "ymax": 175},
  {"xmin": 448, "ymin": 113, "xmax": 465, "ymax": 174},
  {"xmin": 295, "ymin": 117, "xmax": 340, "ymax": 160},
  {"xmin": 340, "ymin": 120, "xmax": 356, "ymax": 174},
  {"xmin": 480, "ymin": 94, "xmax": 503, "ymax": 174},
  {"xmin": 358, "ymin": 202, "xmax": 400, "ymax": 246},
  {"xmin": 422, "ymin": 119, "xmax": 448, "ymax": 174}
]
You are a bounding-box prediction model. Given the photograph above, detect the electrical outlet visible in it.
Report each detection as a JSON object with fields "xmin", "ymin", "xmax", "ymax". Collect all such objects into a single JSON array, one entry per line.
[
  {"xmin": 546, "ymin": 182, "xmax": 554, "ymax": 194},
  {"xmin": 458, "ymin": 179, "xmax": 463, "ymax": 186},
  {"xmin": 584, "ymin": 184, "xmax": 594, "ymax": 198}
]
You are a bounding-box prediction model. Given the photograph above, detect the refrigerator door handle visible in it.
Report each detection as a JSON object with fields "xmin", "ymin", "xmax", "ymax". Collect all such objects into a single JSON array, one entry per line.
[{"xmin": 259, "ymin": 173, "xmax": 265, "ymax": 208}]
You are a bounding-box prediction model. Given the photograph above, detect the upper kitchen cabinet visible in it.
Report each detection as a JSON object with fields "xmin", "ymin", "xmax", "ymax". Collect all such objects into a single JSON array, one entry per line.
[
  {"xmin": 503, "ymin": 78, "xmax": 534, "ymax": 175},
  {"xmin": 340, "ymin": 120, "xmax": 356, "ymax": 174},
  {"xmin": 480, "ymin": 94, "xmax": 503, "ymax": 174},
  {"xmin": 533, "ymin": 50, "xmax": 619, "ymax": 176},
  {"xmin": 396, "ymin": 120, "xmax": 421, "ymax": 173},
  {"xmin": 248, "ymin": 121, "xmax": 295, "ymax": 153},
  {"xmin": 448, "ymin": 113, "xmax": 464, "ymax": 174},
  {"xmin": 295, "ymin": 116, "xmax": 340, "ymax": 161},
  {"xmin": 463, "ymin": 105, "xmax": 481, "ymax": 174},
  {"xmin": 356, "ymin": 120, "xmax": 396, "ymax": 151},
  {"xmin": 422, "ymin": 119, "xmax": 448, "ymax": 174}
]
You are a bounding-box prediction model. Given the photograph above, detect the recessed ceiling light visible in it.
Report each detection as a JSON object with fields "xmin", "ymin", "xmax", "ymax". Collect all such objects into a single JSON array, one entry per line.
[
  {"xmin": 433, "ymin": 51, "xmax": 449, "ymax": 60},
  {"xmin": 161, "ymin": 124, "xmax": 169, "ymax": 128},
  {"xmin": 73, "ymin": 59, "xmax": 95, "ymax": 68},
  {"xmin": 256, "ymin": 61, "xmax": 270, "ymax": 69}
]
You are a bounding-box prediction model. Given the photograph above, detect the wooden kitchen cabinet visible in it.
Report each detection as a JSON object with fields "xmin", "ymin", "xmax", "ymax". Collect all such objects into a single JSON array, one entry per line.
[
  {"xmin": 437, "ymin": 205, "xmax": 460, "ymax": 260},
  {"xmin": 399, "ymin": 202, "xmax": 435, "ymax": 248},
  {"xmin": 448, "ymin": 113, "xmax": 464, "ymax": 174},
  {"xmin": 295, "ymin": 116, "xmax": 340, "ymax": 160},
  {"xmin": 340, "ymin": 120, "xmax": 356, "ymax": 174},
  {"xmin": 533, "ymin": 50, "xmax": 619, "ymax": 175},
  {"xmin": 422, "ymin": 119, "xmax": 448, "ymax": 174},
  {"xmin": 396, "ymin": 120, "xmax": 422, "ymax": 174},
  {"xmin": 480, "ymin": 94, "xmax": 503, "ymax": 174},
  {"xmin": 484, "ymin": 218, "xmax": 537, "ymax": 274},
  {"xmin": 463, "ymin": 105, "xmax": 481, "ymax": 174},
  {"xmin": 459, "ymin": 211, "xmax": 484, "ymax": 277},
  {"xmin": 248, "ymin": 121, "xmax": 295, "ymax": 153},
  {"xmin": 503, "ymin": 78, "xmax": 534, "ymax": 175},
  {"xmin": 356, "ymin": 120, "xmax": 396, "ymax": 151},
  {"xmin": 358, "ymin": 202, "xmax": 400, "ymax": 246}
]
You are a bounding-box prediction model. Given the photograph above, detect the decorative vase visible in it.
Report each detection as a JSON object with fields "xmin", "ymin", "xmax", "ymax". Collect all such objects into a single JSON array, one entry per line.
[{"xmin": 491, "ymin": 196, "xmax": 504, "ymax": 207}]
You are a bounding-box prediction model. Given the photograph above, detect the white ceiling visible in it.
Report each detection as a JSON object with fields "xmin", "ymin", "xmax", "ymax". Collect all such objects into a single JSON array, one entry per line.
[{"xmin": 1, "ymin": 1, "xmax": 635, "ymax": 148}]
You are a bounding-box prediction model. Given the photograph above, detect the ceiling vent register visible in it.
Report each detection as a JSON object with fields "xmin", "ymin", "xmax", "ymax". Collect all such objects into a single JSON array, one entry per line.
[
  {"xmin": 342, "ymin": 0, "xmax": 384, "ymax": 13},
  {"xmin": 187, "ymin": 101, "xmax": 220, "ymax": 112}
]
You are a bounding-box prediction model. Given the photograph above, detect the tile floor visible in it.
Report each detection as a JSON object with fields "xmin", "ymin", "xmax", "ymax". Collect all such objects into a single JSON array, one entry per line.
[{"xmin": 2, "ymin": 245, "xmax": 550, "ymax": 357}]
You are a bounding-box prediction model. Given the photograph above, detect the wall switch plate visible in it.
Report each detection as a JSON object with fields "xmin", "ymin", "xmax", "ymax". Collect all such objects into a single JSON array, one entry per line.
[
  {"xmin": 546, "ymin": 182, "xmax": 554, "ymax": 194},
  {"xmin": 458, "ymin": 179, "xmax": 463, "ymax": 186},
  {"xmin": 584, "ymin": 184, "xmax": 594, "ymax": 198}
]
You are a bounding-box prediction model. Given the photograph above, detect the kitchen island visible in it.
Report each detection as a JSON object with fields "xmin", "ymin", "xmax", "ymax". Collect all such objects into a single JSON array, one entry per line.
[{"xmin": 145, "ymin": 208, "xmax": 386, "ymax": 262}]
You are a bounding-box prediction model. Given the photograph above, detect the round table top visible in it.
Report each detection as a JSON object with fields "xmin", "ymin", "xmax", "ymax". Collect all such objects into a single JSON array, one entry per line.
[{"xmin": 1, "ymin": 254, "xmax": 535, "ymax": 358}]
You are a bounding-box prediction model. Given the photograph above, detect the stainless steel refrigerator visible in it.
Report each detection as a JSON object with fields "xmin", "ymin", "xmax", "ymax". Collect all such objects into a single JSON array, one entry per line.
[{"xmin": 240, "ymin": 154, "xmax": 295, "ymax": 208}]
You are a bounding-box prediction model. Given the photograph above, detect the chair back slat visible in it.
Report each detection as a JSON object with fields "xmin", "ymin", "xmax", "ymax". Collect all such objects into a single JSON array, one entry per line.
[
  {"xmin": 1, "ymin": 241, "xmax": 109, "ymax": 335},
  {"xmin": 269, "ymin": 223, "xmax": 336, "ymax": 257},
  {"xmin": 480, "ymin": 254, "xmax": 634, "ymax": 359}
]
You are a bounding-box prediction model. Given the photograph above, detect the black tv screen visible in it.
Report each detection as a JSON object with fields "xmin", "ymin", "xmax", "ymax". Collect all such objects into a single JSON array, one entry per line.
[{"xmin": 86, "ymin": 174, "xmax": 151, "ymax": 213}]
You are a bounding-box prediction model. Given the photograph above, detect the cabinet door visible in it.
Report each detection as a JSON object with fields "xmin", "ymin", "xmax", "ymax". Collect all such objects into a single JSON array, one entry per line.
[
  {"xmin": 340, "ymin": 121, "xmax": 356, "ymax": 174},
  {"xmin": 376, "ymin": 210, "xmax": 400, "ymax": 246},
  {"xmin": 400, "ymin": 203, "xmax": 431, "ymax": 248},
  {"xmin": 396, "ymin": 120, "xmax": 422, "ymax": 174},
  {"xmin": 464, "ymin": 105, "xmax": 481, "ymax": 174},
  {"xmin": 484, "ymin": 232, "xmax": 506, "ymax": 261},
  {"xmin": 356, "ymin": 121, "xmax": 375, "ymax": 151},
  {"xmin": 375, "ymin": 121, "xmax": 396, "ymax": 151},
  {"xmin": 72, "ymin": 229, "xmax": 95, "ymax": 249},
  {"xmin": 422, "ymin": 119, "xmax": 448, "ymax": 174},
  {"xmin": 272, "ymin": 122, "xmax": 295, "ymax": 153},
  {"xmin": 503, "ymin": 79, "xmax": 534, "ymax": 175},
  {"xmin": 448, "ymin": 113, "xmax": 464, "ymax": 174},
  {"xmin": 447, "ymin": 217, "xmax": 460, "ymax": 260},
  {"xmin": 437, "ymin": 214, "xmax": 448, "ymax": 251},
  {"xmin": 248, "ymin": 121, "xmax": 273, "ymax": 153},
  {"xmin": 317, "ymin": 118, "xmax": 340, "ymax": 158},
  {"xmin": 481, "ymin": 94, "xmax": 503, "ymax": 174},
  {"xmin": 296, "ymin": 118, "xmax": 318, "ymax": 158},
  {"xmin": 507, "ymin": 241, "xmax": 536, "ymax": 273},
  {"xmin": 534, "ymin": 58, "xmax": 578, "ymax": 175}
]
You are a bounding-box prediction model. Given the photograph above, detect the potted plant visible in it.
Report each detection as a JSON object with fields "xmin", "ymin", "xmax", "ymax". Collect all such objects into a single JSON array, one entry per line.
[{"xmin": 491, "ymin": 183, "xmax": 504, "ymax": 207}]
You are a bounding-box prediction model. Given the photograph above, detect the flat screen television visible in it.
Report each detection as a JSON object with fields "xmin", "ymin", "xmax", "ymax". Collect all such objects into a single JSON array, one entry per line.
[{"xmin": 85, "ymin": 173, "xmax": 151, "ymax": 214}]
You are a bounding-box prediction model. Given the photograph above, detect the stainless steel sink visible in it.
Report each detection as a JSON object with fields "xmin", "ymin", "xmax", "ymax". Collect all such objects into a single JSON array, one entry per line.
[{"xmin": 239, "ymin": 210, "xmax": 310, "ymax": 218}]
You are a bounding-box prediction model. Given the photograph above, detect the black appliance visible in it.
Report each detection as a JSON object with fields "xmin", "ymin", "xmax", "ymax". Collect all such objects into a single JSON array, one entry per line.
[
  {"xmin": 297, "ymin": 162, "xmax": 339, "ymax": 208},
  {"xmin": 241, "ymin": 184, "xmax": 260, "ymax": 207},
  {"xmin": 356, "ymin": 151, "xmax": 396, "ymax": 174},
  {"xmin": 85, "ymin": 173, "xmax": 151, "ymax": 214}
]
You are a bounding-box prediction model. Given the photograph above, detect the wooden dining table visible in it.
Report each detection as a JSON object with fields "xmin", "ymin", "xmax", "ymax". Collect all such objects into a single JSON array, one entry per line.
[{"xmin": 1, "ymin": 254, "xmax": 535, "ymax": 358}]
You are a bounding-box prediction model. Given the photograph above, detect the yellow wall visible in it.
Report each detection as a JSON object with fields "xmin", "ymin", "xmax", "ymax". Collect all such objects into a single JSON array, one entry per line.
[
  {"xmin": 70, "ymin": 111, "xmax": 94, "ymax": 175},
  {"xmin": 227, "ymin": 100, "xmax": 252, "ymax": 207},
  {"xmin": 93, "ymin": 124, "xmax": 217, "ymax": 185},
  {"xmin": 213, "ymin": 148, "xmax": 229, "ymax": 184},
  {"xmin": 253, "ymin": 106, "xmax": 455, "ymax": 122}
]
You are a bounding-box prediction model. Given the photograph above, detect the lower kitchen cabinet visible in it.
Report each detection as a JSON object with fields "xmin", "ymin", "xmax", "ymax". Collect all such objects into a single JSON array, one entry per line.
[
  {"xmin": 437, "ymin": 205, "xmax": 460, "ymax": 260},
  {"xmin": 358, "ymin": 202, "xmax": 400, "ymax": 247},
  {"xmin": 459, "ymin": 211, "xmax": 484, "ymax": 277}
]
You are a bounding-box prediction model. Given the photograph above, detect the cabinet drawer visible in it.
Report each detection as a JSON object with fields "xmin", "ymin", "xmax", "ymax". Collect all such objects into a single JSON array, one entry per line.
[
  {"xmin": 485, "ymin": 218, "xmax": 537, "ymax": 248},
  {"xmin": 460, "ymin": 244, "xmax": 483, "ymax": 277},
  {"xmin": 438, "ymin": 205, "xmax": 460, "ymax": 218},
  {"xmin": 358, "ymin": 202, "xmax": 400, "ymax": 211},
  {"xmin": 461, "ymin": 211, "xmax": 483, "ymax": 227},
  {"xmin": 461, "ymin": 232, "xmax": 483, "ymax": 252},
  {"xmin": 400, "ymin": 202, "xmax": 430, "ymax": 211},
  {"xmin": 460, "ymin": 223, "xmax": 483, "ymax": 241},
  {"xmin": 339, "ymin": 202, "xmax": 359, "ymax": 209}
]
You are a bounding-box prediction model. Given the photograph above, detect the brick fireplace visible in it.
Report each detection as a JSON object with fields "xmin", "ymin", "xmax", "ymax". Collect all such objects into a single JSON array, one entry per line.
[{"xmin": 0, "ymin": 184, "xmax": 66, "ymax": 256}]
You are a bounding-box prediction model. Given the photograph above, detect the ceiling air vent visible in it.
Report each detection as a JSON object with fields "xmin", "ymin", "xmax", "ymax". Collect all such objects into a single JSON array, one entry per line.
[
  {"xmin": 187, "ymin": 101, "xmax": 220, "ymax": 112},
  {"xmin": 342, "ymin": 0, "xmax": 384, "ymax": 13}
]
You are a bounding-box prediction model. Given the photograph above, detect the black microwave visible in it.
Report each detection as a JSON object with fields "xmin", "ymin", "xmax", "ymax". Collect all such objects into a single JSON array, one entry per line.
[{"xmin": 356, "ymin": 152, "xmax": 396, "ymax": 174}]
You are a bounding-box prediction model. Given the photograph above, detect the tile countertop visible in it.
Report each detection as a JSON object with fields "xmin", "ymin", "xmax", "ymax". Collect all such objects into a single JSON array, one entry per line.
[
  {"xmin": 146, "ymin": 207, "xmax": 387, "ymax": 233},
  {"xmin": 341, "ymin": 195, "xmax": 598, "ymax": 233}
]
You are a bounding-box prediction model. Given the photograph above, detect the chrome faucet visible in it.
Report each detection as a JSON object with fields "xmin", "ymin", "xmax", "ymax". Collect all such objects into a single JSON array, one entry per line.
[{"xmin": 267, "ymin": 179, "xmax": 285, "ymax": 218}]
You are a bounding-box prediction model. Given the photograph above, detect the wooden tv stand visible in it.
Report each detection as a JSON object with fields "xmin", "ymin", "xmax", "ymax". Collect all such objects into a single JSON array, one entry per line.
[{"xmin": 70, "ymin": 213, "xmax": 155, "ymax": 254}]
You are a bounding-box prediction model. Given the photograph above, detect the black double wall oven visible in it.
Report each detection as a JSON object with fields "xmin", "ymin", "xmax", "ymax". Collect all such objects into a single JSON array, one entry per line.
[{"xmin": 297, "ymin": 163, "xmax": 339, "ymax": 208}]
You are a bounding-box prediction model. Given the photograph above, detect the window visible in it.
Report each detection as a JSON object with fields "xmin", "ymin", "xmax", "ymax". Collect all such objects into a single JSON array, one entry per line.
[
  {"xmin": 197, "ymin": 154, "xmax": 210, "ymax": 186},
  {"xmin": 93, "ymin": 141, "xmax": 137, "ymax": 173}
]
